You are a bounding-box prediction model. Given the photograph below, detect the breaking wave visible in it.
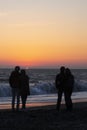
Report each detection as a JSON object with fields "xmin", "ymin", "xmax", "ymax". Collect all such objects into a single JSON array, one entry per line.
[{"xmin": 0, "ymin": 79, "xmax": 87, "ymax": 97}]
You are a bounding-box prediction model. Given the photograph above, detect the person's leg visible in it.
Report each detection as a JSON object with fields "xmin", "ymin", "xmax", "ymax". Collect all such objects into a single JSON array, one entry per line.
[
  {"xmin": 64, "ymin": 91, "xmax": 69, "ymax": 110},
  {"xmin": 68, "ymin": 90, "xmax": 73, "ymax": 111},
  {"xmin": 69, "ymin": 97, "xmax": 73, "ymax": 111},
  {"xmin": 64, "ymin": 90, "xmax": 73, "ymax": 111},
  {"xmin": 16, "ymin": 88, "xmax": 20, "ymax": 110},
  {"xmin": 12, "ymin": 88, "xmax": 16, "ymax": 110},
  {"xmin": 22, "ymin": 95, "xmax": 27, "ymax": 109},
  {"xmin": 56, "ymin": 90, "xmax": 62, "ymax": 111},
  {"xmin": 21, "ymin": 95, "xmax": 25, "ymax": 109},
  {"xmin": 24, "ymin": 95, "xmax": 27, "ymax": 109}
]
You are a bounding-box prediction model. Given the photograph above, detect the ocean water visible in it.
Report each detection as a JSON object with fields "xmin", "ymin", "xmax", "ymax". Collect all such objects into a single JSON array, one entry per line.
[{"xmin": 0, "ymin": 68, "xmax": 87, "ymax": 105}]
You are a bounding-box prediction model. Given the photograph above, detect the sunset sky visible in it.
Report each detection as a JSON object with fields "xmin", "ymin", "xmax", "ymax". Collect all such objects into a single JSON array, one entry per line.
[{"xmin": 0, "ymin": 0, "xmax": 87, "ymax": 68}]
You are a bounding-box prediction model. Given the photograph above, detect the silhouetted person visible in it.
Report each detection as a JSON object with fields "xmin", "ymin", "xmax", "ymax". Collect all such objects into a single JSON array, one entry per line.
[
  {"xmin": 9, "ymin": 66, "xmax": 21, "ymax": 111},
  {"xmin": 65, "ymin": 68, "xmax": 74, "ymax": 111},
  {"xmin": 55, "ymin": 66, "xmax": 66, "ymax": 111},
  {"xmin": 20, "ymin": 69, "xmax": 30, "ymax": 109}
]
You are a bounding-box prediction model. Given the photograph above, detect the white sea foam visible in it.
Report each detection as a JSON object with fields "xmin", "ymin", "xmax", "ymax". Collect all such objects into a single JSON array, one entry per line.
[
  {"xmin": 74, "ymin": 80, "xmax": 87, "ymax": 91},
  {"xmin": 0, "ymin": 83, "xmax": 12, "ymax": 97},
  {"xmin": 0, "ymin": 68, "xmax": 87, "ymax": 97},
  {"xmin": 0, "ymin": 79, "xmax": 87, "ymax": 97}
]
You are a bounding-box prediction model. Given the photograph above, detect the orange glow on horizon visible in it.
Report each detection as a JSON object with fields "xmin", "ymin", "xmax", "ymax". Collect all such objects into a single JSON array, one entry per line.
[{"xmin": 0, "ymin": 0, "xmax": 87, "ymax": 68}]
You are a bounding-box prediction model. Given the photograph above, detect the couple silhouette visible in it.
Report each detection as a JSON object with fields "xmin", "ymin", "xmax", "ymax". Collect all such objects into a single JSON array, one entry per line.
[
  {"xmin": 9, "ymin": 66, "xmax": 30, "ymax": 111},
  {"xmin": 55, "ymin": 66, "xmax": 74, "ymax": 111}
]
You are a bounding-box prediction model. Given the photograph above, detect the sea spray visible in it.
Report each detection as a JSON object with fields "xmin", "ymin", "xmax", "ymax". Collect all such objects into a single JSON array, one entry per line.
[{"xmin": 0, "ymin": 80, "xmax": 87, "ymax": 97}]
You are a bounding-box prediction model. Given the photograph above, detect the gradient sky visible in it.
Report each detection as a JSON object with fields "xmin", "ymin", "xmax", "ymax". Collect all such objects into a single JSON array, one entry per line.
[{"xmin": 0, "ymin": 0, "xmax": 87, "ymax": 68}]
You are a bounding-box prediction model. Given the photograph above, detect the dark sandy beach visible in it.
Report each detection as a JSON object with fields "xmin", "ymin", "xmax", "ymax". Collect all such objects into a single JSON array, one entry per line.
[{"xmin": 0, "ymin": 101, "xmax": 87, "ymax": 130}]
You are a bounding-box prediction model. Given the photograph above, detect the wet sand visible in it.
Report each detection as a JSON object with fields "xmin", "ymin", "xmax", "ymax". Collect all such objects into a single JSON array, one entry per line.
[
  {"xmin": 0, "ymin": 99, "xmax": 87, "ymax": 130},
  {"xmin": 0, "ymin": 97, "xmax": 87, "ymax": 110}
]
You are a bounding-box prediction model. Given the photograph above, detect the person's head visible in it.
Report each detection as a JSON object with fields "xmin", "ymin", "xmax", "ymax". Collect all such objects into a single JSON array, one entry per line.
[
  {"xmin": 15, "ymin": 66, "xmax": 20, "ymax": 72},
  {"xmin": 21, "ymin": 69, "xmax": 26, "ymax": 75},
  {"xmin": 60, "ymin": 66, "xmax": 65, "ymax": 73},
  {"xmin": 65, "ymin": 68, "xmax": 71, "ymax": 75}
]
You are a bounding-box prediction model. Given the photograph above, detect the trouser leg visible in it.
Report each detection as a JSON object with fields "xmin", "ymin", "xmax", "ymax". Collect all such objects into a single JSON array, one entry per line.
[
  {"xmin": 16, "ymin": 89, "xmax": 20, "ymax": 110},
  {"xmin": 21, "ymin": 95, "xmax": 27, "ymax": 109},
  {"xmin": 68, "ymin": 92, "xmax": 73, "ymax": 111},
  {"xmin": 65, "ymin": 91, "xmax": 73, "ymax": 111},
  {"xmin": 56, "ymin": 90, "xmax": 62, "ymax": 111},
  {"xmin": 12, "ymin": 88, "xmax": 16, "ymax": 110}
]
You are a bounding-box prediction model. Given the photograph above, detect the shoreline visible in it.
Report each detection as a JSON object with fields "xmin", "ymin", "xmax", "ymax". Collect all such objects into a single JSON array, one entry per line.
[
  {"xmin": 0, "ymin": 97, "xmax": 87, "ymax": 110},
  {"xmin": 0, "ymin": 101, "xmax": 87, "ymax": 129}
]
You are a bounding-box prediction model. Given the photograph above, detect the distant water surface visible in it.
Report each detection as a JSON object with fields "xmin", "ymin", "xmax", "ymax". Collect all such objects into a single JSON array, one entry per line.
[{"xmin": 0, "ymin": 68, "xmax": 87, "ymax": 97}]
